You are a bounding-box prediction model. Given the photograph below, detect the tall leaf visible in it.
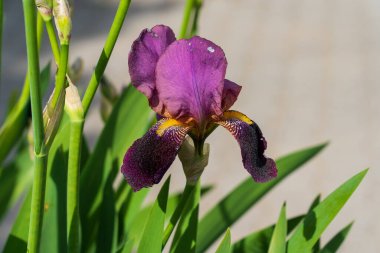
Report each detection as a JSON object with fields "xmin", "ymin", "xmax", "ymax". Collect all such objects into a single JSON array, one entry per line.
[
  {"xmin": 197, "ymin": 143, "xmax": 328, "ymax": 252},
  {"xmin": 215, "ymin": 229, "xmax": 231, "ymax": 253},
  {"xmin": 319, "ymin": 222, "xmax": 353, "ymax": 253},
  {"xmin": 79, "ymin": 85, "xmax": 151, "ymax": 252},
  {"xmin": 268, "ymin": 204, "xmax": 287, "ymax": 253},
  {"xmin": 137, "ymin": 177, "xmax": 170, "ymax": 253},
  {"xmin": 170, "ymin": 181, "xmax": 201, "ymax": 253},
  {"xmin": 287, "ymin": 169, "xmax": 368, "ymax": 252}
]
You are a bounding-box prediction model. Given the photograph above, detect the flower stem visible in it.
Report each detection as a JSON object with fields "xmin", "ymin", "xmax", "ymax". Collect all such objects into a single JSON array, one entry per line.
[
  {"xmin": 45, "ymin": 19, "xmax": 60, "ymax": 63},
  {"xmin": 179, "ymin": 0, "xmax": 195, "ymax": 39},
  {"xmin": 162, "ymin": 183, "xmax": 195, "ymax": 248},
  {"xmin": 67, "ymin": 117, "xmax": 84, "ymax": 253},
  {"xmin": 82, "ymin": 0, "xmax": 132, "ymax": 117},
  {"xmin": 23, "ymin": 0, "xmax": 47, "ymax": 252},
  {"xmin": 50, "ymin": 43, "xmax": 69, "ymax": 110}
]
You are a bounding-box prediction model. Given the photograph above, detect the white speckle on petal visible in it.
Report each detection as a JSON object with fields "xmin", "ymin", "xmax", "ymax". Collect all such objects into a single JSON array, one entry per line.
[
  {"xmin": 188, "ymin": 42, "xmax": 192, "ymax": 46},
  {"xmin": 207, "ymin": 46, "xmax": 215, "ymax": 53}
]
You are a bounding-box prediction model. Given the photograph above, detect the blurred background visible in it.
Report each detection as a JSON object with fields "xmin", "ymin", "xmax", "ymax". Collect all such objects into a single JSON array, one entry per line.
[{"xmin": 1, "ymin": 0, "xmax": 379, "ymax": 252}]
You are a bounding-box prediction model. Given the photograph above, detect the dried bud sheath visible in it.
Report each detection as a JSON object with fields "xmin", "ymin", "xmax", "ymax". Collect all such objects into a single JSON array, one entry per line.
[
  {"xmin": 65, "ymin": 80, "xmax": 84, "ymax": 120},
  {"xmin": 36, "ymin": 0, "xmax": 53, "ymax": 21},
  {"xmin": 53, "ymin": 0, "xmax": 72, "ymax": 44},
  {"xmin": 178, "ymin": 137, "xmax": 210, "ymax": 185}
]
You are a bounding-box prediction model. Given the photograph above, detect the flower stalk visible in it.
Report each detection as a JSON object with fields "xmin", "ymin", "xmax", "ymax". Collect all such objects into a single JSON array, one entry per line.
[
  {"xmin": 82, "ymin": 0, "xmax": 132, "ymax": 116},
  {"xmin": 65, "ymin": 82, "xmax": 84, "ymax": 253},
  {"xmin": 23, "ymin": 0, "xmax": 46, "ymax": 252}
]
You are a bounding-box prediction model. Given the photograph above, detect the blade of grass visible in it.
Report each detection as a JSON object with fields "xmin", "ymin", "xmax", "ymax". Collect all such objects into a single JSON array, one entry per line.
[{"xmin": 197, "ymin": 142, "xmax": 328, "ymax": 252}]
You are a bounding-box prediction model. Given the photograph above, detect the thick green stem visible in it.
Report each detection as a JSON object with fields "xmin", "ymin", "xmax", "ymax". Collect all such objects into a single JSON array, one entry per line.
[
  {"xmin": 23, "ymin": 1, "xmax": 47, "ymax": 252},
  {"xmin": 51, "ymin": 44, "xmax": 69, "ymax": 109},
  {"xmin": 190, "ymin": 0, "xmax": 202, "ymax": 37},
  {"xmin": 179, "ymin": 0, "xmax": 195, "ymax": 39},
  {"xmin": 82, "ymin": 0, "xmax": 132, "ymax": 116},
  {"xmin": 45, "ymin": 19, "xmax": 60, "ymax": 63},
  {"xmin": 0, "ymin": 0, "xmax": 3, "ymax": 86},
  {"xmin": 67, "ymin": 118, "xmax": 84, "ymax": 253},
  {"xmin": 162, "ymin": 183, "xmax": 195, "ymax": 248}
]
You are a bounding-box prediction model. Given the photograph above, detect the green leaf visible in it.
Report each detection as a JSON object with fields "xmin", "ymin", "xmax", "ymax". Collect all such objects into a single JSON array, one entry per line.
[
  {"xmin": 268, "ymin": 204, "xmax": 287, "ymax": 253},
  {"xmin": 287, "ymin": 169, "xmax": 368, "ymax": 252},
  {"xmin": 137, "ymin": 177, "xmax": 171, "ymax": 253},
  {"xmin": 231, "ymin": 215, "xmax": 303, "ymax": 253},
  {"xmin": 119, "ymin": 239, "xmax": 134, "ymax": 253},
  {"xmin": 80, "ymin": 85, "xmax": 151, "ymax": 252},
  {"xmin": 319, "ymin": 222, "xmax": 353, "ymax": 253},
  {"xmin": 0, "ymin": 63, "xmax": 50, "ymax": 164},
  {"xmin": 197, "ymin": 142, "xmax": 328, "ymax": 252},
  {"xmin": 3, "ymin": 114, "xmax": 88, "ymax": 253},
  {"xmin": 0, "ymin": 141, "xmax": 33, "ymax": 221},
  {"xmin": 215, "ymin": 229, "xmax": 231, "ymax": 253},
  {"xmin": 170, "ymin": 181, "xmax": 201, "ymax": 253}
]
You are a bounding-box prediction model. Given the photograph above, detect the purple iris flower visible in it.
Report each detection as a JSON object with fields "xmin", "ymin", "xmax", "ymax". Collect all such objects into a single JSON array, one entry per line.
[{"xmin": 121, "ymin": 25, "xmax": 277, "ymax": 191}]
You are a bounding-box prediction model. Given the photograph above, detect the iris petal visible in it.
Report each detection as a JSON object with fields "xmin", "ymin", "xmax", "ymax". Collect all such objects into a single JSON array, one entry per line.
[
  {"xmin": 217, "ymin": 111, "xmax": 277, "ymax": 182},
  {"xmin": 121, "ymin": 118, "xmax": 190, "ymax": 191},
  {"xmin": 222, "ymin": 79, "xmax": 242, "ymax": 110},
  {"xmin": 155, "ymin": 36, "xmax": 227, "ymax": 123},
  {"xmin": 128, "ymin": 25, "xmax": 176, "ymax": 113}
]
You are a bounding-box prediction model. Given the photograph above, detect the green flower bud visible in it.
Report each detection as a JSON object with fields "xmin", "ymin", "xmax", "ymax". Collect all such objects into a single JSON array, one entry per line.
[
  {"xmin": 43, "ymin": 86, "xmax": 65, "ymax": 149},
  {"xmin": 53, "ymin": 0, "xmax": 72, "ymax": 44},
  {"xmin": 65, "ymin": 78, "xmax": 84, "ymax": 121}
]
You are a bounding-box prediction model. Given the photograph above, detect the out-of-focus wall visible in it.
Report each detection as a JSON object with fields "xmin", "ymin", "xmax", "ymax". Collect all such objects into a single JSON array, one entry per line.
[{"xmin": 1, "ymin": 0, "xmax": 379, "ymax": 252}]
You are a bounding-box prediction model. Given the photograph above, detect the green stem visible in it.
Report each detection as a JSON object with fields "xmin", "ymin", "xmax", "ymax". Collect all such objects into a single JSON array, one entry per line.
[
  {"xmin": 179, "ymin": 0, "xmax": 195, "ymax": 39},
  {"xmin": 45, "ymin": 19, "xmax": 60, "ymax": 63},
  {"xmin": 23, "ymin": 0, "xmax": 47, "ymax": 252},
  {"xmin": 190, "ymin": 0, "xmax": 202, "ymax": 37},
  {"xmin": 51, "ymin": 43, "xmax": 69, "ymax": 109},
  {"xmin": 0, "ymin": 0, "xmax": 3, "ymax": 87},
  {"xmin": 162, "ymin": 183, "xmax": 195, "ymax": 248},
  {"xmin": 67, "ymin": 117, "xmax": 84, "ymax": 253},
  {"xmin": 82, "ymin": 0, "xmax": 132, "ymax": 116}
]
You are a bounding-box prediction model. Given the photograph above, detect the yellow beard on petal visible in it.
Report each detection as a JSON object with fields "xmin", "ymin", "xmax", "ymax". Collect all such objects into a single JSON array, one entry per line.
[
  {"xmin": 223, "ymin": 110, "xmax": 254, "ymax": 125},
  {"xmin": 156, "ymin": 118, "xmax": 190, "ymax": 137}
]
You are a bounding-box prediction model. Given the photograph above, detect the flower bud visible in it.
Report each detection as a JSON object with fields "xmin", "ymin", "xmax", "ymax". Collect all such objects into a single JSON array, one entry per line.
[
  {"xmin": 53, "ymin": 0, "xmax": 72, "ymax": 44},
  {"xmin": 65, "ymin": 78, "xmax": 84, "ymax": 120},
  {"xmin": 36, "ymin": 0, "xmax": 53, "ymax": 21},
  {"xmin": 43, "ymin": 86, "xmax": 65, "ymax": 149},
  {"xmin": 178, "ymin": 137, "xmax": 210, "ymax": 185}
]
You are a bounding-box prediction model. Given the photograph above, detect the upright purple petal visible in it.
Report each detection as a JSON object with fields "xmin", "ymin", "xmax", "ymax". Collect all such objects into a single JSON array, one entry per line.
[
  {"xmin": 155, "ymin": 36, "xmax": 227, "ymax": 124},
  {"xmin": 216, "ymin": 111, "xmax": 277, "ymax": 182},
  {"xmin": 222, "ymin": 79, "xmax": 242, "ymax": 111},
  {"xmin": 128, "ymin": 25, "xmax": 176, "ymax": 113},
  {"xmin": 121, "ymin": 119, "xmax": 190, "ymax": 191}
]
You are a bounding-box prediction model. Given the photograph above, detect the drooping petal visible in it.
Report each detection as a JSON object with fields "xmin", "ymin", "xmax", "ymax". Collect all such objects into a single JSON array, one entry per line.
[
  {"xmin": 155, "ymin": 36, "xmax": 227, "ymax": 124},
  {"xmin": 128, "ymin": 25, "xmax": 176, "ymax": 113},
  {"xmin": 216, "ymin": 110, "xmax": 277, "ymax": 182},
  {"xmin": 222, "ymin": 79, "xmax": 242, "ymax": 110},
  {"xmin": 121, "ymin": 118, "xmax": 190, "ymax": 191}
]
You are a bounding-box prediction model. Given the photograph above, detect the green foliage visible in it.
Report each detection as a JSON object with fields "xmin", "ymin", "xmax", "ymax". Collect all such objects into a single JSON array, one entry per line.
[
  {"xmin": 287, "ymin": 169, "xmax": 368, "ymax": 252},
  {"xmin": 196, "ymin": 142, "xmax": 328, "ymax": 252},
  {"xmin": 268, "ymin": 204, "xmax": 287, "ymax": 253},
  {"xmin": 215, "ymin": 229, "xmax": 231, "ymax": 253},
  {"xmin": 0, "ymin": 1, "xmax": 368, "ymax": 252}
]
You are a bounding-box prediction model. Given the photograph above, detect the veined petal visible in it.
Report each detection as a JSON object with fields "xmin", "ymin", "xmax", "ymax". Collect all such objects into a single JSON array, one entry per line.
[
  {"xmin": 222, "ymin": 79, "xmax": 242, "ymax": 110},
  {"xmin": 121, "ymin": 118, "xmax": 190, "ymax": 191},
  {"xmin": 155, "ymin": 36, "xmax": 227, "ymax": 123},
  {"xmin": 217, "ymin": 110, "xmax": 277, "ymax": 182},
  {"xmin": 128, "ymin": 25, "xmax": 176, "ymax": 113}
]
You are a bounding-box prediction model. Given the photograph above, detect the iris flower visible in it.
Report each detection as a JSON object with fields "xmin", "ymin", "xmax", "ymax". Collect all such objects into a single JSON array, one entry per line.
[{"xmin": 122, "ymin": 25, "xmax": 277, "ymax": 191}]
